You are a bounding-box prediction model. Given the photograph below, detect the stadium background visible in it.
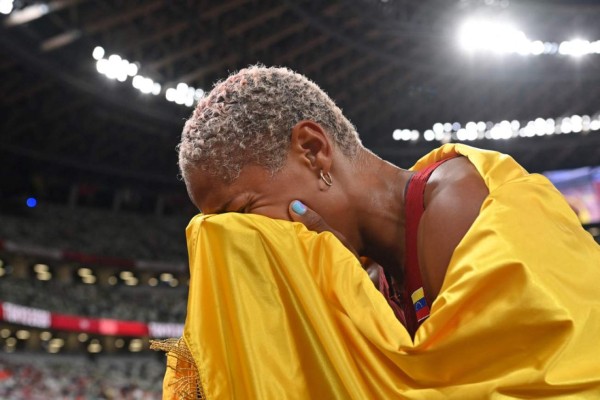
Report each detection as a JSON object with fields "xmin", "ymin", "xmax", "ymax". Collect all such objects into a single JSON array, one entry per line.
[{"xmin": 0, "ymin": 0, "xmax": 599, "ymax": 398}]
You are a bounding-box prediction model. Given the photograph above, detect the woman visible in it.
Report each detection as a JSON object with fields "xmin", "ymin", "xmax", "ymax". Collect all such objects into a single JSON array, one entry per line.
[{"xmin": 155, "ymin": 66, "xmax": 600, "ymax": 399}]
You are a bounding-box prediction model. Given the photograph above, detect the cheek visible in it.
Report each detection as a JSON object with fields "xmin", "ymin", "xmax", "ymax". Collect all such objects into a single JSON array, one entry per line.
[{"xmin": 249, "ymin": 204, "xmax": 292, "ymax": 222}]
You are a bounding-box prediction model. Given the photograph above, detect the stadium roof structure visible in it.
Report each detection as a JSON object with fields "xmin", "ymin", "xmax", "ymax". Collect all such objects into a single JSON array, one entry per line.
[{"xmin": 1, "ymin": 0, "xmax": 599, "ymax": 191}]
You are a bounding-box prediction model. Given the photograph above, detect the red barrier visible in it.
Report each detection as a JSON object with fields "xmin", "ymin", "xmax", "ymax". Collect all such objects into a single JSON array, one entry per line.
[{"xmin": 0, "ymin": 301, "xmax": 182, "ymax": 337}]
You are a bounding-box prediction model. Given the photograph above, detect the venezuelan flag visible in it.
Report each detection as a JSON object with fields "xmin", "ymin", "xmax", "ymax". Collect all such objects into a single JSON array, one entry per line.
[{"xmin": 411, "ymin": 287, "xmax": 430, "ymax": 322}]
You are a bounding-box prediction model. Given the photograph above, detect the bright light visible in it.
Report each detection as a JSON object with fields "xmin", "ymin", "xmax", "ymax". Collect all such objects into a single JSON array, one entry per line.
[
  {"xmin": 4, "ymin": 3, "xmax": 49, "ymax": 26},
  {"xmin": 16, "ymin": 330, "xmax": 30, "ymax": 340},
  {"xmin": 129, "ymin": 339, "xmax": 143, "ymax": 352},
  {"xmin": 458, "ymin": 19, "xmax": 529, "ymax": 54},
  {"xmin": 392, "ymin": 112, "xmax": 600, "ymax": 143},
  {"xmin": 165, "ymin": 88, "xmax": 176, "ymax": 102},
  {"xmin": 95, "ymin": 51, "xmax": 147, "ymax": 86},
  {"xmin": 132, "ymin": 75, "xmax": 143, "ymax": 89},
  {"xmin": 94, "ymin": 47, "xmax": 199, "ymax": 102},
  {"xmin": 92, "ymin": 46, "xmax": 105, "ymax": 60},
  {"xmin": 37, "ymin": 269, "xmax": 52, "ymax": 280},
  {"xmin": 88, "ymin": 341, "xmax": 102, "ymax": 353},
  {"xmin": 160, "ymin": 273, "xmax": 173, "ymax": 281},
  {"xmin": 96, "ymin": 59, "xmax": 108, "ymax": 74},
  {"xmin": 459, "ymin": 20, "xmax": 599, "ymax": 57},
  {"xmin": 26, "ymin": 197, "xmax": 37, "ymax": 208},
  {"xmin": 0, "ymin": 0, "xmax": 14, "ymax": 15},
  {"xmin": 131, "ymin": 75, "xmax": 159, "ymax": 95},
  {"xmin": 127, "ymin": 63, "xmax": 138, "ymax": 77},
  {"xmin": 152, "ymin": 82, "xmax": 162, "ymax": 96},
  {"xmin": 166, "ymin": 82, "xmax": 205, "ymax": 107},
  {"xmin": 34, "ymin": 264, "xmax": 48, "ymax": 273},
  {"xmin": 120, "ymin": 271, "xmax": 133, "ymax": 279},
  {"xmin": 560, "ymin": 39, "xmax": 591, "ymax": 57},
  {"xmin": 124, "ymin": 277, "xmax": 139, "ymax": 286}
]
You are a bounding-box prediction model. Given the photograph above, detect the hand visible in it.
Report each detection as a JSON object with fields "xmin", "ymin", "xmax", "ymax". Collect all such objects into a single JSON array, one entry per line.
[{"xmin": 288, "ymin": 200, "xmax": 359, "ymax": 258}]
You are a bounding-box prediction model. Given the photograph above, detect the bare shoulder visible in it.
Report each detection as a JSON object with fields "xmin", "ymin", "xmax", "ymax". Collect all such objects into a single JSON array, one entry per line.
[{"xmin": 416, "ymin": 156, "xmax": 489, "ymax": 300}]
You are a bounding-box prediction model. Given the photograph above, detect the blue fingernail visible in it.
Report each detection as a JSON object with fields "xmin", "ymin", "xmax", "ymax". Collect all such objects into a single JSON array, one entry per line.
[{"xmin": 291, "ymin": 200, "xmax": 307, "ymax": 215}]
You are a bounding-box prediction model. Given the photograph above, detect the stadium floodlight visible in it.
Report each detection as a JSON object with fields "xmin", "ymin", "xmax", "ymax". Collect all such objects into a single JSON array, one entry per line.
[
  {"xmin": 458, "ymin": 19, "xmax": 529, "ymax": 54},
  {"xmin": 131, "ymin": 75, "xmax": 159, "ymax": 95},
  {"xmin": 127, "ymin": 62, "xmax": 138, "ymax": 77},
  {"xmin": 459, "ymin": 19, "xmax": 599, "ymax": 57},
  {"xmin": 392, "ymin": 112, "xmax": 599, "ymax": 143},
  {"xmin": 4, "ymin": 3, "xmax": 51, "ymax": 25},
  {"xmin": 165, "ymin": 88, "xmax": 177, "ymax": 102},
  {"xmin": 165, "ymin": 82, "xmax": 203, "ymax": 106},
  {"xmin": 92, "ymin": 46, "xmax": 105, "ymax": 60},
  {"xmin": 0, "ymin": 0, "xmax": 14, "ymax": 15},
  {"xmin": 93, "ymin": 46, "xmax": 202, "ymax": 103},
  {"xmin": 560, "ymin": 39, "xmax": 591, "ymax": 57},
  {"xmin": 424, "ymin": 129, "xmax": 435, "ymax": 141}
]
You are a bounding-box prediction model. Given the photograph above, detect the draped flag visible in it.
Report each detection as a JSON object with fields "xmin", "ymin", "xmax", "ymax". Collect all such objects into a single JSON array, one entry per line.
[{"xmin": 159, "ymin": 144, "xmax": 600, "ymax": 399}]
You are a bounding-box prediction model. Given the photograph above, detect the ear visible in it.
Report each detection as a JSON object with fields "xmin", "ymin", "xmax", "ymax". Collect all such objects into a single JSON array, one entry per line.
[{"xmin": 290, "ymin": 120, "xmax": 333, "ymax": 172}]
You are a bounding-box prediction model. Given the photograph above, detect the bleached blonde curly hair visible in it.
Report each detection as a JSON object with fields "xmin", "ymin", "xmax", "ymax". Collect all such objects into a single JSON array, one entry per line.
[{"xmin": 178, "ymin": 65, "xmax": 362, "ymax": 182}]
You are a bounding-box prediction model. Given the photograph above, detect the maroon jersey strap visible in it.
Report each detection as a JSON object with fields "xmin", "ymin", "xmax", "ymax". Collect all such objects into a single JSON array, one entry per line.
[{"xmin": 403, "ymin": 157, "xmax": 454, "ymax": 338}]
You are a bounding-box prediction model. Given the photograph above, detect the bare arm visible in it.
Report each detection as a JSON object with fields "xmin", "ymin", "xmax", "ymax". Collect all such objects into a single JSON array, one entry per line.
[{"xmin": 418, "ymin": 157, "xmax": 489, "ymax": 304}]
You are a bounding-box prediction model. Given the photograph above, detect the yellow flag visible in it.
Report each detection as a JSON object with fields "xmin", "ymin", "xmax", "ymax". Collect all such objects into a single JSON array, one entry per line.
[{"xmin": 170, "ymin": 144, "xmax": 600, "ymax": 399}]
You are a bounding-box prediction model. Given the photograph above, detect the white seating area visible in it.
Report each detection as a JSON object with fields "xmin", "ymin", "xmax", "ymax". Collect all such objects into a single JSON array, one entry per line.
[
  {"xmin": 0, "ymin": 203, "xmax": 190, "ymax": 263},
  {"xmin": 0, "ymin": 352, "xmax": 165, "ymax": 399}
]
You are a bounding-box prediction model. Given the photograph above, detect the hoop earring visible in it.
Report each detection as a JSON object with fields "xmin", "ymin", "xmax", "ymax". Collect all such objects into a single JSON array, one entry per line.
[{"xmin": 320, "ymin": 170, "xmax": 333, "ymax": 186}]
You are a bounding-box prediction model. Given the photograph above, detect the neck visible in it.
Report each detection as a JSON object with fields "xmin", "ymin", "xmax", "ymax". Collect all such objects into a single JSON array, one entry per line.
[{"xmin": 350, "ymin": 150, "xmax": 412, "ymax": 282}]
